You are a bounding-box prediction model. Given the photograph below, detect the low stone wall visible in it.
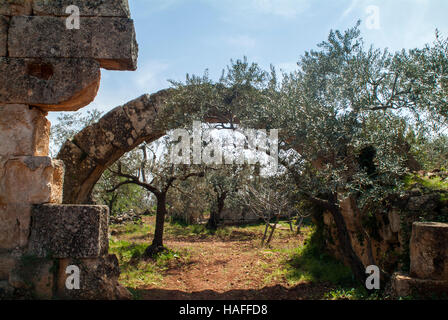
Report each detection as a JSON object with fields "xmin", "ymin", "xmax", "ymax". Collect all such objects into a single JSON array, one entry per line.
[
  {"xmin": 220, "ymin": 208, "xmax": 261, "ymax": 225},
  {"xmin": 0, "ymin": 0, "xmax": 137, "ymax": 299}
]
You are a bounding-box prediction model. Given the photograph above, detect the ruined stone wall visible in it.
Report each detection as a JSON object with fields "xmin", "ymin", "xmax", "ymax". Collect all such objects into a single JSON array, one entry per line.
[
  {"xmin": 319, "ymin": 186, "xmax": 448, "ymax": 297},
  {"xmin": 0, "ymin": 0, "xmax": 137, "ymax": 299}
]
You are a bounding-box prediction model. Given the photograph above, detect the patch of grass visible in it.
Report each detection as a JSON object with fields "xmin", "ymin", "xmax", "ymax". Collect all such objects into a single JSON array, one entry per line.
[
  {"xmin": 263, "ymin": 266, "xmax": 287, "ymax": 285},
  {"xmin": 109, "ymin": 239, "xmax": 191, "ymax": 291},
  {"xmin": 119, "ymin": 261, "xmax": 163, "ymax": 289},
  {"xmin": 110, "ymin": 223, "xmax": 153, "ymax": 240},
  {"xmin": 109, "ymin": 239, "xmax": 147, "ymax": 261},
  {"xmin": 153, "ymin": 248, "xmax": 191, "ymax": 270},
  {"xmin": 283, "ymin": 228, "xmax": 354, "ymax": 286},
  {"xmin": 215, "ymin": 227, "xmax": 233, "ymax": 239},
  {"xmin": 323, "ymin": 287, "xmax": 383, "ymax": 300},
  {"xmin": 165, "ymin": 221, "xmax": 215, "ymax": 238}
]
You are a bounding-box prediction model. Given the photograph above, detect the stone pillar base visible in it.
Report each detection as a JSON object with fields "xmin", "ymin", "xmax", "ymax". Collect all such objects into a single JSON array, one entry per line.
[{"xmin": 391, "ymin": 272, "xmax": 448, "ymax": 298}]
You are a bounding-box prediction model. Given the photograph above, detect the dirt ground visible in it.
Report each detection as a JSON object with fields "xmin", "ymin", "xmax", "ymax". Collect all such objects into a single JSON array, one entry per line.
[{"xmin": 124, "ymin": 217, "xmax": 337, "ymax": 300}]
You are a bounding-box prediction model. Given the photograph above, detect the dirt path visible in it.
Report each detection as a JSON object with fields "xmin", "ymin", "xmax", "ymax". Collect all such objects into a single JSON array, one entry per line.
[{"xmin": 136, "ymin": 227, "xmax": 336, "ymax": 300}]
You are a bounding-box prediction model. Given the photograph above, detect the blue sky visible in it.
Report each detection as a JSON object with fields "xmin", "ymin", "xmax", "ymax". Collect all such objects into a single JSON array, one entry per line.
[{"xmin": 48, "ymin": 0, "xmax": 448, "ymax": 124}]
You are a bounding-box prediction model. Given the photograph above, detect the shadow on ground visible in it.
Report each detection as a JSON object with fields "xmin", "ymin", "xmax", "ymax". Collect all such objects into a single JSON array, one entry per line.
[{"xmin": 135, "ymin": 282, "xmax": 336, "ymax": 300}]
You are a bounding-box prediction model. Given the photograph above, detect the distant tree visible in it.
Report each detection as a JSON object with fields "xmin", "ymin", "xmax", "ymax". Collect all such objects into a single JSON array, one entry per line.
[
  {"xmin": 239, "ymin": 179, "xmax": 291, "ymax": 246},
  {"xmin": 93, "ymin": 159, "xmax": 148, "ymax": 216},
  {"xmin": 167, "ymin": 175, "xmax": 209, "ymax": 224},
  {"xmin": 204, "ymin": 165, "xmax": 251, "ymax": 230},
  {"xmin": 108, "ymin": 141, "xmax": 204, "ymax": 256}
]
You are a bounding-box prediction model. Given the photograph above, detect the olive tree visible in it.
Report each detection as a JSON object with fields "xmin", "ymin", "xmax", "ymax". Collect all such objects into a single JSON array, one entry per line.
[
  {"xmin": 166, "ymin": 23, "xmax": 448, "ymax": 283},
  {"xmin": 108, "ymin": 140, "xmax": 204, "ymax": 256}
]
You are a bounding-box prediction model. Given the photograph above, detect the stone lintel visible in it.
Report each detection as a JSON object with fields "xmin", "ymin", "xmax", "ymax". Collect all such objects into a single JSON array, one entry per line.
[{"xmin": 8, "ymin": 16, "xmax": 138, "ymax": 71}]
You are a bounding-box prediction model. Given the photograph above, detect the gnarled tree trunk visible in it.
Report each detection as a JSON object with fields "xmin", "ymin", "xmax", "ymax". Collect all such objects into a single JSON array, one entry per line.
[{"xmin": 145, "ymin": 192, "xmax": 168, "ymax": 257}]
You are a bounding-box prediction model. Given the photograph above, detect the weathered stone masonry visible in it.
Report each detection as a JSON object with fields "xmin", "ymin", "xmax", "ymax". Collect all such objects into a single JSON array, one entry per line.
[{"xmin": 0, "ymin": 0, "xmax": 137, "ymax": 299}]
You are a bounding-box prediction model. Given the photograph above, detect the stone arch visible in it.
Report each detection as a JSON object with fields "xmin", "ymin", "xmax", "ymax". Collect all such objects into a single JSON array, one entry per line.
[{"xmin": 58, "ymin": 89, "xmax": 175, "ymax": 204}]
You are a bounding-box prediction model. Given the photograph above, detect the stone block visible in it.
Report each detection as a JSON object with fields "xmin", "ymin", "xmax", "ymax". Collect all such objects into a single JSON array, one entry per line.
[
  {"xmin": 0, "ymin": 16, "xmax": 8, "ymax": 57},
  {"xmin": 0, "ymin": 204, "xmax": 32, "ymax": 249},
  {"xmin": 8, "ymin": 16, "xmax": 138, "ymax": 71},
  {"xmin": 0, "ymin": 0, "xmax": 32, "ymax": 16},
  {"xmin": 33, "ymin": 0, "xmax": 130, "ymax": 17},
  {"xmin": 410, "ymin": 222, "xmax": 448, "ymax": 281},
  {"xmin": 392, "ymin": 272, "xmax": 448, "ymax": 298},
  {"xmin": 28, "ymin": 204, "xmax": 109, "ymax": 258},
  {"xmin": 30, "ymin": 260, "xmax": 54, "ymax": 299},
  {"xmin": 0, "ymin": 156, "xmax": 64, "ymax": 205},
  {"xmin": 8, "ymin": 257, "xmax": 54, "ymax": 299},
  {"xmin": 0, "ymin": 58, "xmax": 101, "ymax": 111},
  {"xmin": 0, "ymin": 104, "xmax": 50, "ymax": 157},
  {"xmin": 56, "ymin": 255, "xmax": 131, "ymax": 300}
]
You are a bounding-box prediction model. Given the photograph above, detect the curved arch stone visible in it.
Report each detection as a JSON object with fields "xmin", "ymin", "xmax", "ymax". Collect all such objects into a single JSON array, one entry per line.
[{"xmin": 58, "ymin": 89, "xmax": 173, "ymax": 204}]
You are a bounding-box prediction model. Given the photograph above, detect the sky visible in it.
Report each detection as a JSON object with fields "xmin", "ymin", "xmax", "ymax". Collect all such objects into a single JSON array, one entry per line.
[{"xmin": 48, "ymin": 0, "xmax": 448, "ymax": 125}]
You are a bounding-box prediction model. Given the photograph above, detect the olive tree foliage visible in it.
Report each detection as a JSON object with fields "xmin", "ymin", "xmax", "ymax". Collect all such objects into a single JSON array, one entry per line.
[
  {"xmin": 394, "ymin": 30, "xmax": 448, "ymax": 170},
  {"xmin": 166, "ymin": 23, "xmax": 448, "ymax": 283},
  {"xmin": 408, "ymin": 132, "xmax": 448, "ymax": 170}
]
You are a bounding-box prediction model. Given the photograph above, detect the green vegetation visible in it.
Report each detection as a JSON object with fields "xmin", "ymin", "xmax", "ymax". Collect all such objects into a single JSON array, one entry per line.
[
  {"xmin": 404, "ymin": 174, "xmax": 448, "ymax": 192},
  {"xmin": 283, "ymin": 228, "xmax": 354, "ymax": 286},
  {"xmin": 109, "ymin": 238, "xmax": 191, "ymax": 291},
  {"xmin": 323, "ymin": 287, "xmax": 383, "ymax": 300},
  {"xmin": 110, "ymin": 222, "xmax": 152, "ymax": 239}
]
